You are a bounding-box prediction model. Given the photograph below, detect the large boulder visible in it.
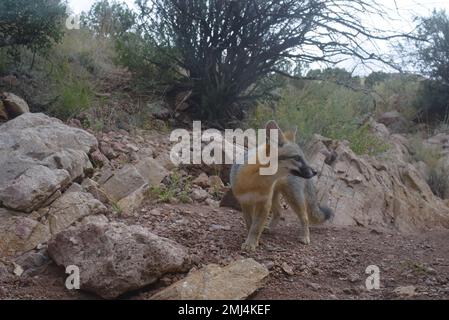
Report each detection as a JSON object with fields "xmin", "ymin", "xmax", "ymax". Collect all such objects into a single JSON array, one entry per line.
[
  {"xmin": 48, "ymin": 221, "xmax": 190, "ymax": 299},
  {"xmin": 0, "ymin": 113, "xmax": 97, "ymax": 212},
  {"xmin": 151, "ymin": 259, "xmax": 269, "ymax": 300},
  {"xmin": 308, "ymin": 135, "xmax": 449, "ymax": 233}
]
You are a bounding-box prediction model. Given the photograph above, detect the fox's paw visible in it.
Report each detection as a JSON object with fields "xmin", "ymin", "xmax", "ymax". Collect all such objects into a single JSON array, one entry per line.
[
  {"xmin": 299, "ymin": 235, "xmax": 310, "ymax": 245},
  {"xmin": 241, "ymin": 241, "xmax": 258, "ymax": 252}
]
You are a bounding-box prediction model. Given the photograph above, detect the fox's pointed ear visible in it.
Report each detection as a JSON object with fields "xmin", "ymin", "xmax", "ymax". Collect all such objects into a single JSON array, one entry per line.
[
  {"xmin": 265, "ymin": 120, "xmax": 286, "ymax": 146},
  {"xmin": 284, "ymin": 132, "xmax": 295, "ymax": 142},
  {"xmin": 292, "ymin": 126, "xmax": 298, "ymax": 137},
  {"xmin": 284, "ymin": 126, "xmax": 298, "ymax": 142}
]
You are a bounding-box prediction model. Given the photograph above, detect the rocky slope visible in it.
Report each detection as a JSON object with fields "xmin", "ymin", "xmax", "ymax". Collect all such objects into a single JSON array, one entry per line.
[
  {"xmin": 1, "ymin": 98, "xmax": 449, "ymax": 300},
  {"xmin": 309, "ymin": 130, "xmax": 449, "ymax": 233}
]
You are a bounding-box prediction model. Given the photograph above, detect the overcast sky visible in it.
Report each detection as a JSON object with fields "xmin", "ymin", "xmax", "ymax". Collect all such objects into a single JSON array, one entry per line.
[
  {"xmin": 68, "ymin": 0, "xmax": 449, "ymax": 74},
  {"xmin": 69, "ymin": 0, "xmax": 449, "ymax": 14}
]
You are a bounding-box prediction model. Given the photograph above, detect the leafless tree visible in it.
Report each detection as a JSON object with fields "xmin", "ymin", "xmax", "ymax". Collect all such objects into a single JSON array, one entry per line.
[{"xmin": 135, "ymin": 0, "xmax": 412, "ymax": 124}]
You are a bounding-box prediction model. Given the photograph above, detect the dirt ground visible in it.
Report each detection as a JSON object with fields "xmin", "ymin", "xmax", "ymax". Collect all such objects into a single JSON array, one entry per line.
[{"xmin": 1, "ymin": 201, "xmax": 449, "ymax": 300}]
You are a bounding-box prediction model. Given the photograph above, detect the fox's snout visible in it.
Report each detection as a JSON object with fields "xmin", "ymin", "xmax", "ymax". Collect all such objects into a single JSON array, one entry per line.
[
  {"xmin": 290, "ymin": 166, "xmax": 317, "ymax": 179},
  {"xmin": 302, "ymin": 166, "xmax": 317, "ymax": 179}
]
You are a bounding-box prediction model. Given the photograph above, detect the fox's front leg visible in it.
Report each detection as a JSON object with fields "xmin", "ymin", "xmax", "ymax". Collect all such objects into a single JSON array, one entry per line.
[
  {"xmin": 284, "ymin": 190, "xmax": 310, "ymax": 244},
  {"xmin": 296, "ymin": 202, "xmax": 310, "ymax": 245},
  {"xmin": 286, "ymin": 196, "xmax": 310, "ymax": 245},
  {"xmin": 242, "ymin": 201, "xmax": 271, "ymax": 251},
  {"xmin": 241, "ymin": 203, "xmax": 254, "ymax": 231},
  {"xmin": 267, "ymin": 189, "xmax": 282, "ymax": 232}
]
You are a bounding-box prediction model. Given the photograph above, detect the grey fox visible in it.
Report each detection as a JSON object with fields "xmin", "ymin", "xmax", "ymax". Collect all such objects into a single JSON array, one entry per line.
[{"xmin": 230, "ymin": 120, "xmax": 333, "ymax": 251}]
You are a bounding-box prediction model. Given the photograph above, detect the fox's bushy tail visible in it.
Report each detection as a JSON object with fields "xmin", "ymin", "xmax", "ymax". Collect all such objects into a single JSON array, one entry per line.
[{"xmin": 305, "ymin": 179, "xmax": 334, "ymax": 224}]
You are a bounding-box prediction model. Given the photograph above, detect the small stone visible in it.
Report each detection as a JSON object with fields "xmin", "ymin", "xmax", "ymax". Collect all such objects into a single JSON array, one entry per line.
[
  {"xmin": 192, "ymin": 173, "xmax": 210, "ymax": 188},
  {"xmin": 209, "ymin": 224, "xmax": 231, "ymax": 231},
  {"xmin": 342, "ymin": 288, "xmax": 352, "ymax": 295},
  {"xmin": 262, "ymin": 261, "xmax": 275, "ymax": 270},
  {"xmin": 150, "ymin": 209, "xmax": 162, "ymax": 216},
  {"xmin": 205, "ymin": 198, "xmax": 220, "ymax": 208},
  {"xmin": 281, "ymin": 262, "xmax": 294, "ymax": 276},
  {"xmin": 394, "ymin": 285, "xmax": 416, "ymax": 297},
  {"xmin": 13, "ymin": 263, "xmax": 24, "ymax": 277},
  {"xmin": 191, "ymin": 188, "xmax": 209, "ymax": 202},
  {"xmin": 307, "ymin": 282, "xmax": 321, "ymax": 290},
  {"xmin": 348, "ymin": 274, "xmax": 361, "ymax": 283},
  {"xmin": 126, "ymin": 143, "xmax": 140, "ymax": 152}
]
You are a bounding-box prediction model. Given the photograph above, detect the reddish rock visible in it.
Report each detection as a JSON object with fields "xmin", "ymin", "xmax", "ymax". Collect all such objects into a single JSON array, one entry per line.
[
  {"xmin": 91, "ymin": 150, "xmax": 109, "ymax": 168},
  {"xmin": 48, "ymin": 222, "xmax": 190, "ymax": 299},
  {"xmin": 99, "ymin": 142, "xmax": 117, "ymax": 160}
]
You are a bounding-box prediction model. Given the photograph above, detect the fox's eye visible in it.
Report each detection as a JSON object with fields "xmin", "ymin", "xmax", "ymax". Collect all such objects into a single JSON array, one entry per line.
[{"xmin": 293, "ymin": 155, "xmax": 302, "ymax": 162}]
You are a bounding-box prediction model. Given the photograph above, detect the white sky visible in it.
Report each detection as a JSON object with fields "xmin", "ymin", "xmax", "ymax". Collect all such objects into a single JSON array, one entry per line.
[
  {"xmin": 68, "ymin": 0, "xmax": 449, "ymax": 74},
  {"xmin": 68, "ymin": 0, "xmax": 449, "ymax": 15},
  {"xmin": 69, "ymin": 0, "xmax": 135, "ymax": 13}
]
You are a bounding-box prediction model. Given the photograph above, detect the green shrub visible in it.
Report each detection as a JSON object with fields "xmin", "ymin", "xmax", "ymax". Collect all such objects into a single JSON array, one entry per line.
[
  {"xmin": 372, "ymin": 75, "xmax": 421, "ymax": 120},
  {"xmin": 0, "ymin": 49, "xmax": 9, "ymax": 73},
  {"xmin": 408, "ymin": 136, "xmax": 441, "ymax": 168},
  {"xmin": 115, "ymin": 33, "xmax": 181, "ymax": 92},
  {"xmin": 149, "ymin": 171, "xmax": 192, "ymax": 204},
  {"xmin": 47, "ymin": 60, "xmax": 93, "ymax": 120},
  {"xmin": 0, "ymin": 0, "xmax": 66, "ymax": 54},
  {"xmin": 58, "ymin": 80, "xmax": 93, "ymax": 119},
  {"xmin": 428, "ymin": 165, "xmax": 449, "ymax": 199},
  {"xmin": 409, "ymin": 136, "xmax": 449, "ymax": 199},
  {"xmin": 247, "ymin": 80, "xmax": 387, "ymax": 155},
  {"xmin": 370, "ymin": 73, "xmax": 449, "ymax": 128},
  {"xmin": 414, "ymin": 80, "xmax": 449, "ymax": 124}
]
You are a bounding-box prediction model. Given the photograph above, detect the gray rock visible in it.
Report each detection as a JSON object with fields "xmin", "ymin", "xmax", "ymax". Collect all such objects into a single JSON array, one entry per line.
[
  {"xmin": 81, "ymin": 178, "xmax": 111, "ymax": 204},
  {"xmin": 191, "ymin": 188, "xmax": 210, "ymax": 202},
  {"xmin": 66, "ymin": 183, "xmax": 84, "ymax": 194},
  {"xmin": 1, "ymin": 92, "xmax": 30, "ymax": 118},
  {"xmin": 101, "ymin": 165, "xmax": 146, "ymax": 202},
  {"xmin": 394, "ymin": 285, "xmax": 416, "ymax": 297},
  {"xmin": 48, "ymin": 222, "xmax": 190, "ymax": 299},
  {"xmin": 101, "ymin": 158, "xmax": 168, "ymax": 203},
  {"xmin": 47, "ymin": 191, "xmax": 107, "ymax": 235},
  {"xmin": 0, "ymin": 113, "xmax": 97, "ymax": 212},
  {"xmin": 0, "ymin": 165, "xmax": 70, "ymax": 212},
  {"xmin": 80, "ymin": 214, "xmax": 109, "ymax": 225},
  {"xmin": 134, "ymin": 158, "xmax": 169, "ymax": 187}
]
